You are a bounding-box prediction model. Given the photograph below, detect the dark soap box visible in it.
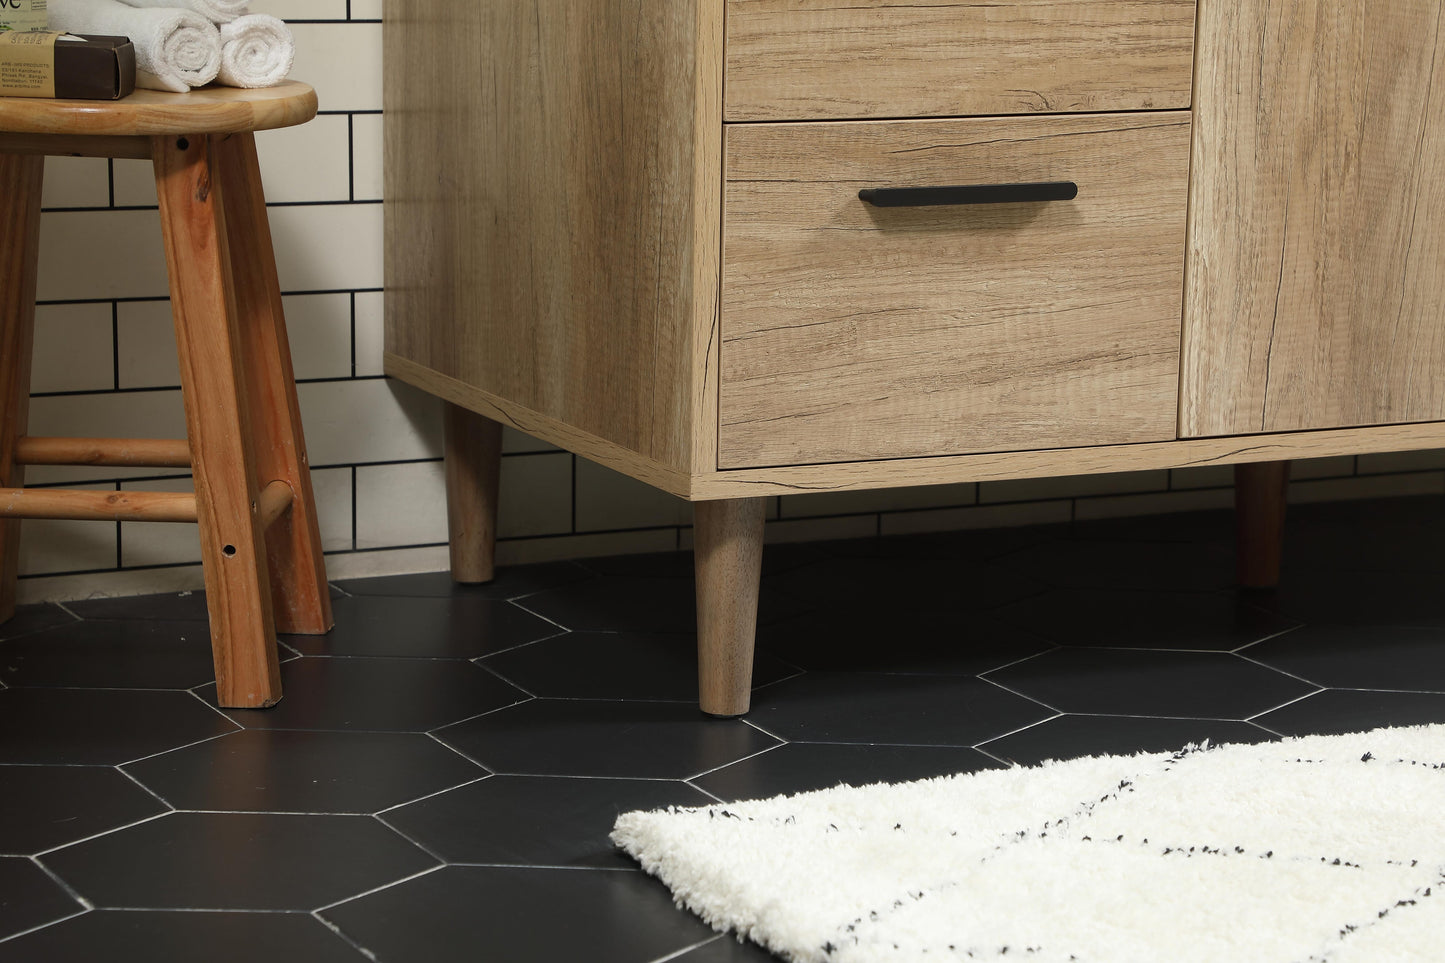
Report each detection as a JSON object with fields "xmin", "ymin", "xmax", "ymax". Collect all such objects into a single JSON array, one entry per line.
[{"xmin": 56, "ymin": 34, "xmax": 137, "ymax": 100}]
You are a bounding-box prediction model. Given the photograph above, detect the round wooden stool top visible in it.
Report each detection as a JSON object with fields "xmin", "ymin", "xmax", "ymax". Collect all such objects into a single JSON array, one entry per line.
[{"xmin": 0, "ymin": 81, "xmax": 317, "ymax": 137}]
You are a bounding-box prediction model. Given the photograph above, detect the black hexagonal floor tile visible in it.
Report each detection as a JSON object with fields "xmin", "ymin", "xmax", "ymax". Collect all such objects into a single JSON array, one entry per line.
[
  {"xmin": 768, "ymin": 557, "xmax": 1048, "ymax": 615},
  {"xmin": 691, "ymin": 742, "xmax": 1003, "ymax": 803},
  {"xmin": 670, "ymin": 935, "xmax": 782, "ymax": 963},
  {"xmin": 335, "ymin": 560, "xmax": 592, "ymax": 600},
  {"xmin": 281, "ymin": 594, "xmax": 561, "ymax": 659},
  {"xmin": 62, "ymin": 586, "xmax": 346, "ymax": 625},
  {"xmin": 40, "ymin": 812, "xmax": 437, "ymax": 910},
  {"xmin": 984, "ymin": 648, "xmax": 1318, "ymax": 720},
  {"xmin": 580, "ymin": 543, "xmax": 827, "ymax": 579},
  {"xmin": 0, "ymin": 620, "xmax": 221, "ymax": 689},
  {"xmin": 747, "ymin": 673, "xmax": 1053, "ymax": 746},
  {"xmin": 1242, "ymin": 624, "xmax": 1445, "ymax": 691},
  {"xmin": 382, "ymin": 775, "xmax": 712, "ymax": 868},
  {"xmin": 482, "ymin": 631, "xmax": 797, "ymax": 701},
  {"xmin": 992, "ymin": 588, "xmax": 1297, "ymax": 651},
  {"xmin": 517, "ymin": 576, "xmax": 808, "ymax": 634},
  {"xmin": 0, "ymin": 910, "xmax": 370, "ymax": 962},
  {"xmin": 199, "ymin": 657, "xmax": 527, "ymax": 733},
  {"xmin": 997, "ymin": 539, "xmax": 1237, "ymax": 592},
  {"xmin": 0, "ymin": 689, "xmax": 238, "ymax": 766},
  {"xmin": 323, "ymin": 866, "xmax": 716, "ymax": 963},
  {"xmin": 0, "ymin": 604, "xmax": 78, "ymax": 643},
  {"xmin": 124, "ymin": 729, "xmax": 488, "ymax": 814},
  {"xmin": 64, "ymin": 591, "xmax": 211, "ymax": 623},
  {"xmin": 516, "ymin": 576, "xmax": 698, "ymax": 633},
  {"xmin": 818, "ymin": 523, "xmax": 1067, "ymax": 563},
  {"xmin": 1280, "ymin": 495, "xmax": 1445, "ymax": 573},
  {"xmin": 0, "ymin": 857, "xmax": 82, "ymax": 940},
  {"xmin": 754, "ymin": 611, "xmax": 1050, "ymax": 675},
  {"xmin": 1262, "ymin": 569, "xmax": 1445, "ymax": 627},
  {"xmin": 433, "ymin": 700, "xmax": 780, "ymax": 778},
  {"xmin": 977, "ymin": 715, "xmax": 1277, "ymax": 767},
  {"xmin": 1068, "ymin": 509, "xmax": 1234, "ymax": 546},
  {"xmin": 1253, "ymin": 688, "xmax": 1445, "ymax": 737},
  {"xmin": 0, "ymin": 767, "xmax": 168, "ymax": 856}
]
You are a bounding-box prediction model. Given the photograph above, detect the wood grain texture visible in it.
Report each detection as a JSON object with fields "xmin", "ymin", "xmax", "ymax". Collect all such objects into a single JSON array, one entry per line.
[
  {"xmin": 691, "ymin": 423, "xmax": 1445, "ymax": 499},
  {"xmin": 725, "ymin": 0, "xmax": 1197, "ymax": 121},
  {"xmin": 386, "ymin": 353, "xmax": 694, "ymax": 498},
  {"xmin": 0, "ymin": 154, "xmax": 43, "ymax": 624},
  {"xmin": 0, "ymin": 133, "xmax": 150, "ymax": 159},
  {"xmin": 214, "ymin": 130, "xmax": 333, "ymax": 638},
  {"xmin": 396, "ymin": 356, "xmax": 1445, "ymax": 500},
  {"xmin": 720, "ymin": 113, "xmax": 1193, "ymax": 469},
  {"xmin": 444, "ymin": 403, "xmax": 502, "ymax": 584},
  {"xmin": 383, "ymin": 0, "xmax": 722, "ymax": 475},
  {"xmin": 0, "ymin": 488, "xmax": 198, "ymax": 522},
  {"xmin": 153, "ymin": 133, "xmax": 281, "ymax": 709},
  {"xmin": 1234, "ymin": 461, "xmax": 1289, "ymax": 589},
  {"xmin": 13, "ymin": 436, "xmax": 190, "ymax": 467},
  {"xmin": 694, "ymin": 498, "xmax": 766, "ymax": 716},
  {"xmin": 0, "ymin": 81, "xmax": 316, "ymax": 136},
  {"xmin": 1182, "ymin": 0, "xmax": 1445, "ymax": 436}
]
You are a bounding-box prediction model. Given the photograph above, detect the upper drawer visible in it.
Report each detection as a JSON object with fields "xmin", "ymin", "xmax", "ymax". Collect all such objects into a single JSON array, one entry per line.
[
  {"xmin": 719, "ymin": 112, "xmax": 1192, "ymax": 470},
  {"xmin": 725, "ymin": 0, "xmax": 1197, "ymax": 122}
]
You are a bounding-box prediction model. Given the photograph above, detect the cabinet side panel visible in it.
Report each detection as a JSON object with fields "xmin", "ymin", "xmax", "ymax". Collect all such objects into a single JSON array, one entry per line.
[
  {"xmin": 1182, "ymin": 0, "xmax": 1445, "ymax": 437},
  {"xmin": 383, "ymin": 0, "xmax": 718, "ymax": 473}
]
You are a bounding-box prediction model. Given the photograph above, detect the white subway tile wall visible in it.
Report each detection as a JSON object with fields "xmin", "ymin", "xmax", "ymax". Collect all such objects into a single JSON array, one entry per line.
[{"xmin": 15, "ymin": 8, "xmax": 1445, "ymax": 601}]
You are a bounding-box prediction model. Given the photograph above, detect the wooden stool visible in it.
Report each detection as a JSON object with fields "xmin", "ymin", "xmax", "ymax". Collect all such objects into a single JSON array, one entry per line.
[{"xmin": 0, "ymin": 83, "xmax": 333, "ymax": 708}]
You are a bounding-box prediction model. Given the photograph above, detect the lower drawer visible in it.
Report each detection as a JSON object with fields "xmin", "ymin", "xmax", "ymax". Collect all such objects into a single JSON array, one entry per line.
[{"xmin": 718, "ymin": 113, "xmax": 1193, "ymax": 470}]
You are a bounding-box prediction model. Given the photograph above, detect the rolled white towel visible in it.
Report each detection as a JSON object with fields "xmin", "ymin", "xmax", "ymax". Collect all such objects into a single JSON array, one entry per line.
[
  {"xmin": 49, "ymin": 0, "xmax": 221, "ymax": 92},
  {"xmin": 216, "ymin": 14, "xmax": 293, "ymax": 88},
  {"xmin": 111, "ymin": 0, "xmax": 249, "ymax": 24}
]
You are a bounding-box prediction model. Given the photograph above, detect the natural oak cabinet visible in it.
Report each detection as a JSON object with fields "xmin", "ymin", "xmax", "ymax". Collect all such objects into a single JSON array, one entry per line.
[
  {"xmin": 384, "ymin": 0, "xmax": 1445, "ymax": 716},
  {"xmin": 1181, "ymin": 1, "xmax": 1445, "ymax": 436}
]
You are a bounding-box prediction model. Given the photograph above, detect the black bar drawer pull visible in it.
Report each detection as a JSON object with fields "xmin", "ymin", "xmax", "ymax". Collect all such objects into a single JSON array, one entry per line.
[{"xmin": 858, "ymin": 182, "xmax": 1078, "ymax": 207}]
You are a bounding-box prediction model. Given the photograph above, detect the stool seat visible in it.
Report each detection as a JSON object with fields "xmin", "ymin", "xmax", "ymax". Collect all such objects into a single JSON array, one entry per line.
[
  {"xmin": 0, "ymin": 81, "xmax": 317, "ymax": 136},
  {"xmin": 0, "ymin": 83, "xmax": 333, "ymax": 709}
]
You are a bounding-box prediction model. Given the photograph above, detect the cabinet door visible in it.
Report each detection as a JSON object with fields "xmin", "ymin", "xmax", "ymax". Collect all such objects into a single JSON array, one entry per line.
[{"xmin": 1180, "ymin": 1, "xmax": 1445, "ymax": 437}]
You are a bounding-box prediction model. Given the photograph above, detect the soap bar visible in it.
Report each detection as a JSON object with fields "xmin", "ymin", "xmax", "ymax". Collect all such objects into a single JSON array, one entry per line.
[{"xmin": 0, "ymin": 32, "xmax": 135, "ymax": 100}]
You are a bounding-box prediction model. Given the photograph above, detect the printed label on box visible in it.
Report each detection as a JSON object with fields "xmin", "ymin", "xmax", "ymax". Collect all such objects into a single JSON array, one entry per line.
[
  {"xmin": 0, "ymin": 29, "xmax": 57, "ymax": 98},
  {"xmin": 0, "ymin": 0, "xmax": 48, "ymax": 33}
]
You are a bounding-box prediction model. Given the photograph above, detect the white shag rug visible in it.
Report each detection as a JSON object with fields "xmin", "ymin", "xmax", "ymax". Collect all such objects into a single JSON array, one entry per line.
[{"xmin": 612, "ymin": 725, "xmax": 1445, "ymax": 962}]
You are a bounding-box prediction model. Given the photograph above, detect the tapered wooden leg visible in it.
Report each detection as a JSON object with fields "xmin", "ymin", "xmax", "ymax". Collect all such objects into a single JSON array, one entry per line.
[
  {"xmin": 153, "ymin": 133, "xmax": 281, "ymax": 708},
  {"xmin": 1235, "ymin": 460, "xmax": 1290, "ymax": 589},
  {"xmin": 0, "ymin": 155, "xmax": 44, "ymax": 625},
  {"xmin": 694, "ymin": 498, "xmax": 766, "ymax": 717},
  {"xmin": 444, "ymin": 403, "xmax": 503, "ymax": 584},
  {"xmin": 213, "ymin": 131, "xmax": 333, "ymax": 636}
]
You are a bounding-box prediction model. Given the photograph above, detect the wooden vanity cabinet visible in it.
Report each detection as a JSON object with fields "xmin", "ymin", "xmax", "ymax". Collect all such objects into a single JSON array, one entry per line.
[{"xmin": 384, "ymin": 0, "xmax": 1445, "ymax": 716}]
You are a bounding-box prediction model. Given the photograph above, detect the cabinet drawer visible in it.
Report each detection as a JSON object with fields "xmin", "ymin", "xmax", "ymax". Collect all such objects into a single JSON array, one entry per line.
[
  {"xmin": 719, "ymin": 114, "xmax": 1192, "ymax": 470},
  {"xmin": 725, "ymin": 0, "xmax": 1197, "ymax": 122}
]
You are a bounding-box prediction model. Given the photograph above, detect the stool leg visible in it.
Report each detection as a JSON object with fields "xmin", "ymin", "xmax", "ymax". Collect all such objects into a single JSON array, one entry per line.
[
  {"xmin": 152, "ymin": 134, "xmax": 280, "ymax": 708},
  {"xmin": 444, "ymin": 403, "xmax": 502, "ymax": 584},
  {"xmin": 213, "ymin": 132, "xmax": 333, "ymax": 635},
  {"xmin": 0, "ymin": 155, "xmax": 44, "ymax": 624}
]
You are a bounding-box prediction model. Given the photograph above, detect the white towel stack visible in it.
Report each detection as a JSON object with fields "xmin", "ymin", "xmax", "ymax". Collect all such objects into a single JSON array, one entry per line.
[{"xmin": 47, "ymin": 0, "xmax": 294, "ymax": 91}]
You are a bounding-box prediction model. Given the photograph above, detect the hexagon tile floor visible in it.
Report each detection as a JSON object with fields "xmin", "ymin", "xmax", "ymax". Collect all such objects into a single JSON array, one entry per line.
[{"xmin": 3, "ymin": 495, "xmax": 1445, "ymax": 961}]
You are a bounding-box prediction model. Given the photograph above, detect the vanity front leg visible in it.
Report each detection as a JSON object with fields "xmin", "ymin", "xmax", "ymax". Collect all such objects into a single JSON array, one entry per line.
[
  {"xmin": 1235, "ymin": 460, "xmax": 1290, "ymax": 589},
  {"xmin": 444, "ymin": 403, "xmax": 503, "ymax": 584},
  {"xmin": 694, "ymin": 497, "xmax": 767, "ymax": 717}
]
